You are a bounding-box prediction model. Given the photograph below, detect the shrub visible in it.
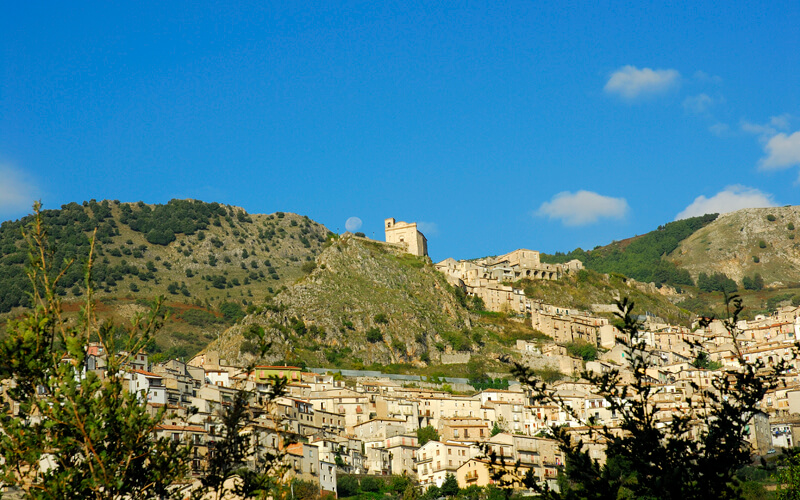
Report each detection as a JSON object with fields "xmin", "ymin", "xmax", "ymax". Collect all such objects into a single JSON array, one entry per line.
[
  {"xmin": 742, "ymin": 274, "xmax": 764, "ymax": 291},
  {"xmin": 767, "ymin": 214, "xmax": 777, "ymax": 221},
  {"xmin": 366, "ymin": 327, "xmax": 383, "ymax": 343},
  {"xmin": 789, "ymin": 222, "xmax": 795, "ymax": 231},
  {"xmin": 360, "ymin": 476, "xmax": 382, "ymax": 493},
  {"xmin": 417, "ymin": 425, "xmax": 439, "ymax": 446},
  {"xmin": 374, "ymin": 313, "xmax": 389, "ymax": 324},
  {"xmin": 337, "ymin": 475, "xmax": 359, "ymax": 498},
  {"xmin": 753, "ymin": 255, "xmax": 760, "ymax": 263},
  {"xmin": 219, "ymin": 301, "xmax": 245, "ymax": 322},
  {"xmin": 564, "ymin": 340, "xmax": 598, "ymax": 361},
  {"xmin": 181, "ymin": 309, "xmax": 219, "ymax": 326},
  {"xmin": 759, "ymin": 240, "xmax": 767, "ymax": 248},
  {"xmin": 697, "ymin": 272, "xmax": 738, "ymax": 293},
  {"xmin": 441, "ymin": 330, "xmax": 472, "ymax": 351}
]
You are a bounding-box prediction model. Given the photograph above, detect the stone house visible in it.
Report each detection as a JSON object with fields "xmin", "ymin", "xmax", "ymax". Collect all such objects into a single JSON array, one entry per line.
[
  {"xmin": 415, "ymin": 440, "xmax": 478, "ymax": 487},
  {"xmin": 439, "ymin": 416, "xmax": 489, "ymax": 442}
]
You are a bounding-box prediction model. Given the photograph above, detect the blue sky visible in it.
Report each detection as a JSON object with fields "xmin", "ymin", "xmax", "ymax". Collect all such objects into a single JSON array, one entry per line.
[{"xmin": 2, "ymin": 1, "xmax": 799, "ymax": 261}]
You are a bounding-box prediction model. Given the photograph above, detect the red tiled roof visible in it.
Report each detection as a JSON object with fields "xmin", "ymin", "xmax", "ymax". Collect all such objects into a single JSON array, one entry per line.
[{"xmin": 156, "ymin": 424, "xmax": 206, "ymax": 432}]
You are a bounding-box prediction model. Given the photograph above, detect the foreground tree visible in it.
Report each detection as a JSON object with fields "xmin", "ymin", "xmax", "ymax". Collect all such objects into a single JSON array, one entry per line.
[
  {"xmin": 0, "ymin": 205, "xmax": 290, "ymax": 499},
  {"xmin": 489, "ymin": 296, "xmax": 791, "ymax": 499},
  {"xmin": 0, "ymin": 204, "xmax": 191, "ymax": 499}
]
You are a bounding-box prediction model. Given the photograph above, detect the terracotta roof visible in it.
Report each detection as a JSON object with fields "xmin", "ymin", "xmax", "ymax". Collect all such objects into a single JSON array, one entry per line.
[
  {"xmin": 156, "ymin": 424, "xmax": 206, "ymax": 432},
  {"xmin": 286, "ymin": 442, "xmax": 304, "ymax": 456}
]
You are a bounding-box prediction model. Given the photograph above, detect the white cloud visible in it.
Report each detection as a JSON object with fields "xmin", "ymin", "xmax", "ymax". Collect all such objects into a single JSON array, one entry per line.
[
  {"xmin": 741, "ymin": 120, "xmax": 777, "ymax": 137},
  {"xmin": 675, "ymin": 185, "xmax": 776, "ymax": 220},
  {"xmin": 344, "ymin": 217, "xmax": 362, "ymax": 232},
  {"xmin": 759, "ymin": 131, "xmax": 800, "ymax": 170},
  {"xmin": 416, "ymin": 221, "xmax": 439, "ymax": 236},
  {"xmin": 682, "ymin": 93, "xmax": 714, "ymax": 114},
  {"xmin": 537, "ymin": 190, "xmax": 629, "ymax": 226},
  {"xmin": 0, "ymin": 164, "xmax": 39, "ymax": 216},
  {"xmin": 604, "ymin": 66, "xmax": 681, "ymax": 99}
]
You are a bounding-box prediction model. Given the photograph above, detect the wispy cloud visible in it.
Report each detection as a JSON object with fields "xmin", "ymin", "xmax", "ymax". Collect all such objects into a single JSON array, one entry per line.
[
  {"xmin": 0, "ymin": 164, "xmax": 39, "ymax": 216},
  {"xmin": 709, "ymin": 123, "xmax": 731, "ymax": 137},
  {"xmin": 682, "ymin": 93, "xmax": 714, "ymax": 114},
  {"xmin": 416, "ymin": 221, "xmax": 439, "ymax": 236},
  {"xmin": 741, "ymin": 114, "xmax": 793, "ymax": 138},
  {"xmin": 604, "ymin": 66, "xmax": 680, "ymax": 100},
  {"xmin": 683, "ymin": 93, "xmax": 724, "ymax": 116},
  {"xmin": 675, "ymin": 185, "xmax": 776, "ymax": 220},
  {"xmin": 693, "ymin": 70, "xmax": 722, "ymax": 84},
  {"xmin": 537, "ymin": 190, "xmax": 629, "ymax": 226}
]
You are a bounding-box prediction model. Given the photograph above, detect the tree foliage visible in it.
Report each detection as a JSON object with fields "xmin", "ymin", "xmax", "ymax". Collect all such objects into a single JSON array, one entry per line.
[
  {"xmin": 0, "ymin": 206, "xmax": 191, "ymax": 499},
  {"xmin": 698, "ymin": 271, "xmax": 738, "ymax": 293},
  {"xmin": 563, "ymin": 340, "xmax": 598, "ymax": 361},
  {"xmin": 417, "ymin": 425, "xmax": 440, "ymax": 446},
  {"xmin": 742, "ymin": 273, "xmax": 764, "ymax": 291},
  {"xmin": 542, "ymin": 214, "xmax": 718, "ymax": 287},
  {"xmin": 487, "ymin": 296, "xmax": 791, "ymax": 499}
]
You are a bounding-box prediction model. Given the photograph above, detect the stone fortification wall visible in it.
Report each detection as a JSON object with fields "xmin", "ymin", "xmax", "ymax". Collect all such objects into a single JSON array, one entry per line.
[{"xmin": 441, "ymin": 353, "xmax": 472, "ymax": 364}]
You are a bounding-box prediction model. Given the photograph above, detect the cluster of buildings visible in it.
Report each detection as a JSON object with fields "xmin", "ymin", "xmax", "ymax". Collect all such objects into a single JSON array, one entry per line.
[
  {"xmin": 90, "ymin": 295, "xmax": 800, "ymax": 497},
  {"xmin": 116, "ymin": 350, "xmax": 573, "ymax": 495},
  {"xmin": 371, "ymin": 217, "xmax": 800, "ymax": 492},
  {"xmin": 435, "ymin": 249, "xmax": 582, "ymax": 313}
]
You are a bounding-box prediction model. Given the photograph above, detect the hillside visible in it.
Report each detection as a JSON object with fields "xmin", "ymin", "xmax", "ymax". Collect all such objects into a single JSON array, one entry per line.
[
  {"xmin": 206, "ymin": 235, "xmax": 699, "ymax": 378},
  {"xmin": 541, "ymin": 214, "xmax": 718, "ymax": 288},
  {"xmin": 516, "ymin": 269, "xmax": 692, "ymax": 326},
  {"xmin": 667, "ymin": 206, "xmax": 800, "ymax": 286},
  {"xmin": 0, "ymin": 200, "xmax": 331, "ymax": 358},
  {"xmin": 10, "ymin": 200, "xmax": 795, "ymax": 372},
  {"xmin": 207, "ymin": 235, "xmax": 477, "ymax": 368}
]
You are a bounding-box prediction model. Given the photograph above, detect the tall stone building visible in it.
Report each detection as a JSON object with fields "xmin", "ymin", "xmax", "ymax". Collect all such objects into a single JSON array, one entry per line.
[{"xmin": 384, "ymin": 218, "xmax": 428, "ymax": 257}]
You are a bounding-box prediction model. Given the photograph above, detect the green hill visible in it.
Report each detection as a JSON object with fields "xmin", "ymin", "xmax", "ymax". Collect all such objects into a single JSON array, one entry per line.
[
  {"xmin": 0, "ymin": 200, "xmax": 331, "ymax": 359},
  {"xmin": 541, "ymin": 213, "xmax": 719, "ymax": 288}
]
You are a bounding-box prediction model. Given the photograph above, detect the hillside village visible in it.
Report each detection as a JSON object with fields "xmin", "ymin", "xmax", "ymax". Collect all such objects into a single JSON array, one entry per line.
[
  {"xmin": 26, "ymin": 218, "xmax": 795, "ymax": 497},
  {"xmin": 5, "ymin": 216, "xmax": 800, "ymax": 497}
]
